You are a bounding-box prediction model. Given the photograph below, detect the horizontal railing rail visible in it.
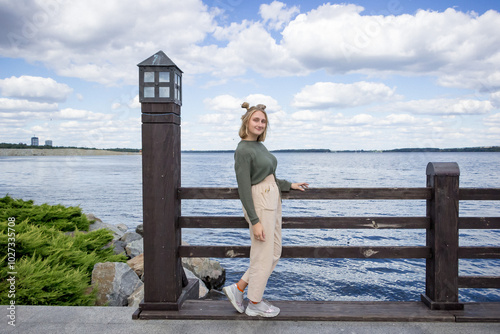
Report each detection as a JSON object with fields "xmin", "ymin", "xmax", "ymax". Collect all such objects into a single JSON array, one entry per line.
[
  {"xmin": 179, "ymin": 187, "xmax": 432, "ymax": 200},
  {"xmin": 459, "ymin": 188, "xmax": 500, "ymax": 200},
  {"xmin": 179, "ymin": 245, "xmax": 431, "ymax": 259},
  {"xmin": 179, "ymin": 216, "xmax": 430, "ymax": 229}
]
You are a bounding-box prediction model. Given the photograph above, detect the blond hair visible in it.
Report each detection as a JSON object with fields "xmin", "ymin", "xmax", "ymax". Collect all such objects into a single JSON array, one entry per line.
[{"xmin": 239, "ymin": 102, "xmax": 268, "ymax": 141}]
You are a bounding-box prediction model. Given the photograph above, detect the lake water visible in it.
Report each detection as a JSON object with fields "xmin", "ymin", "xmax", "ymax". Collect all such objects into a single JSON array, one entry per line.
[{"xmin": 1, "ymin": 151, "xmax": 499, "ymax": 302}]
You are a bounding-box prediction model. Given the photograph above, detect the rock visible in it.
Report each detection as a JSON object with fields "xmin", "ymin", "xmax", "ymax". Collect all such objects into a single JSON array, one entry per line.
[
  {"xmin": 125, "ymin": 239, "xmax": 143, "ymax": 258},
  {"xmin": 87, "ymin": 215, "xmax": 125, "ymax": 241},
  {"xmin": 125, "ymin": 268, "xmax": 207, "ymax": 305},
  {"xmin": 203, "ymin": 289, "xmax": 226, "ymax": 300},
  {"xmin": 120, "ymin": 232, "xmax": 142, "ymax": 243},
  {"xmin": 135, "ymin": 224, "xmax": 143, "ymax": 237},
  {"xmin": 112, "ymin": 240, "xmax": 128, "ymax": 257},
  {"xmin": 184, "ymin": 268, "xmax": 209, "ymax": 298},
  {"xmin": 127, "ymin": 284, "xmax": 144, "ymax": 309},
  {"xmin": 125, "ymin": 254, "xmax": 207, "ymax": 298},
  {"xmin": 116, "ymin": 224, "xmax": 128, "ymax": 233},
  {"xmin": 127, "ymin": 253, "xmax": 144, "ymax": 278},
  {"xmin": 182, "ymin": 257, "xmax": 226, "ymax": 290},
  {"xmin": 86, "ymin": 213, "xmax": 102, "ymax": 223},
  {"xmin": 92, "ymin": 262, "xmax": 143, "ymax": 306}
]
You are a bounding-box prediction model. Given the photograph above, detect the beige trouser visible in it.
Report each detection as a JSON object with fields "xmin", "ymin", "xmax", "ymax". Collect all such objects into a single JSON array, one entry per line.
[{"xmin": 240, "ymin": 174, "xmax": 282, "ymax": 302}]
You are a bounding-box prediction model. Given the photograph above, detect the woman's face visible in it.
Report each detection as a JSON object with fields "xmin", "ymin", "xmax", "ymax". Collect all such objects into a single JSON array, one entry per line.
[{"xmin": 247, "ymin": 110, "xmax": 267, "ymax": 140}]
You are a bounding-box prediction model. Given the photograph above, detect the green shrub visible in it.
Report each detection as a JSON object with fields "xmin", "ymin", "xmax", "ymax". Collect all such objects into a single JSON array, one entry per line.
[
  {"xmin": 0, "ymin": 254, "xmax": 96, "ymax": 306},
  {"xmin": 0, "ymin": 196, "xmax": 127, "ymax": 305},
  {"xmin": 0, "ymin": 196, "xmax": 91, "ymax": 231}
]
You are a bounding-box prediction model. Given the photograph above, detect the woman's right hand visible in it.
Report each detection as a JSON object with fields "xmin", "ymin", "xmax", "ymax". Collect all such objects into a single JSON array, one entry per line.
[{"xmin": 253, "ymin": 222, "xmax": 265, "ymax": 242}]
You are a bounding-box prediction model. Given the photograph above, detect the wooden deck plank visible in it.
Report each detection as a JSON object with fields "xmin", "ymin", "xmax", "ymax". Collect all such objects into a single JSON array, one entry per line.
[
  {"xmin": 137, "ymin": 300, "xmax": 459, "ymax": 322},
  {"xmin": 454, "ymin": 303, "xmax": 500, "ymax": 322}
]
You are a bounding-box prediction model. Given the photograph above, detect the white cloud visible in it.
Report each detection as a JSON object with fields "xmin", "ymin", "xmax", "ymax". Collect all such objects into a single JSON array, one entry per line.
[
  {"xmin": 245, "ymin": 94, "xmax": 281, "ymax": 112},
  {"xmin": 0, "ymin": 76, "xmax": 73, "ymax": 102},
  {"xmin": 0, "ymin": 0, "xmax": 218, "ymax": 85},
  {"xmin": 292, "ymin": 81, "xmax": 399, "ymax": 109},
  {"xmin": 260, "ymin": 1, "xmax": 300, "ymax": 31},
  {"xmin": 203, "ymin": 94, "xmax": 242, "ymax": 113},
  {"xmin": 484, "ymin": 113, "xmax": 500, "ymax": 126},
  {"xmin": 221, "ymin": 22, "xmax": 305, "ymax": 77},
  {"xmin": 280, "ymin": 5, "xmax": 500, "ymax": 90},
  {"xmin": 129, "ymin": 95, "xmax": 140, "ymax": 109},
  {"xmin": 376, "ymin": 98, "xmax": 494, "ymax": 115},
  {"xmin": 375, "ymin": 113, "xmax": 433, "ymax": 126},
  {"xmin": 55, "ymin": 108, "xmax": 114, "ymax": 121},
  {"xmin": 272, "ymin": 5, "xmax": 495, "ymax": 89},
  {"xmin": 491, "ymin": 91, "xmax": 500, "ymax": 108},
  {"xmin": 200, "ymin": 94, "xmax": 282, "ymax": 127},
  {"xmin": 0, "ymin": 97, "xmax": 58, "ymax": 111},
  {"xmin": 199, "ymin": 113, "xmax": 237, "ymax": 125},
  {"xmin": 334, "ymin": 113, "xmax": 374, "ymax": 125},
  {"xmin": 291, "ymin": 110, "xmax": 329, "ymax": 121}
]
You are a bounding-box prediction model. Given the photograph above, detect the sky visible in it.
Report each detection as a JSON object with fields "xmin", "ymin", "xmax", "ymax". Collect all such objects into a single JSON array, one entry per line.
[{"xmin": 1, "ymin": 0, "xmax": 500, "ymax": 151}]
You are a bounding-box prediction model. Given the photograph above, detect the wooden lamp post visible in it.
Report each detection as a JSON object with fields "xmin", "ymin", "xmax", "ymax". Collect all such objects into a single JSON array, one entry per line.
[{"xmin": 134, "ymin": 51, "xmax": 197, "ymax": 318}]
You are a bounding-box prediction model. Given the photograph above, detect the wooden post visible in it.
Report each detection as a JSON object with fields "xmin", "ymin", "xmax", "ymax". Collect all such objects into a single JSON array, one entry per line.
[
  {"xmin": 141, "ymin": 103, "xmax": 183, "ymax": 310},
  {"xmin": 134, "ymin": 52, "xmax": 198, "ymax": 319},
  {"xmin": 421, "ymin": 162, "xmax": 464, "ymax": 310}
]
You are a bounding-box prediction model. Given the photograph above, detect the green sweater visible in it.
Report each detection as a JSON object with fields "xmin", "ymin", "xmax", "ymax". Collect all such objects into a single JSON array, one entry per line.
[{"xmin": 234, "ymin": 140, "xmax": 291, "ymax": 225}]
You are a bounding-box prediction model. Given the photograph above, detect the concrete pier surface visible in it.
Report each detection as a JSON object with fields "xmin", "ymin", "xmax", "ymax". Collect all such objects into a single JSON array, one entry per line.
[{"xmin": 3, "ymin": 305, "xmax": 500, "ymax": 334}]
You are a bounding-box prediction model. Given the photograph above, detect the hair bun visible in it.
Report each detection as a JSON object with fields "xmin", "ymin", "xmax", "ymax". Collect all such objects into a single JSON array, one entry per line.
[
  {"xmin": 241, "ymin": 102, "xmax": 250, "ymax": 110},
  {"xmin": 255, "ymin": 104, "xmax": 266, "ymax": 111}
]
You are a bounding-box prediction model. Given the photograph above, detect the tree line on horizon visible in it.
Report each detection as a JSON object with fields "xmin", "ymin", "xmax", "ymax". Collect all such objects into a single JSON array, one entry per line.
[
  {"xmin": 1, "ymin": 142, "xmax": 499, "ymax": 153},
  {"xmin": 0, "ymin": 143, "xmax": 140, "ymax": 153}
]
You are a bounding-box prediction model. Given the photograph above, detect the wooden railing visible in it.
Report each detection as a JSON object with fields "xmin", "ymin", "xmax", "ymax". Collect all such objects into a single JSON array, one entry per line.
[{"xmin": 179, "ymin": 162, "xmax": 500, "ymax": 310}]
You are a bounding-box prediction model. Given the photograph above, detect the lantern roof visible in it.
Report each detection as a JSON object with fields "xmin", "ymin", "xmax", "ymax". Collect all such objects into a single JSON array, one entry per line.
[{"xmin": 137, "ymin": 50, "xmax": 182, "ymax": 72}]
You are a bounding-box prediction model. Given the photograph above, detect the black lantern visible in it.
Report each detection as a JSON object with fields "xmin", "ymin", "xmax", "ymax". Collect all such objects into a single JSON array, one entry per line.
[{"xmin": 137, "ymin": 50, "xmax": 182, "ymax": 105}]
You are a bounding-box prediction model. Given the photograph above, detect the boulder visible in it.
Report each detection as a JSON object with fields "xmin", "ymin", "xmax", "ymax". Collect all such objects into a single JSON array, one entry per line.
[
  {"xmin": 112, "ymin": 239, "xmax": 127, "ymax": 257},
  {"xmin": 120, "ymin": 232, "xmax": 142, "ymax": 243},
  {"xmin": 87, "ymin": 214, "xmax": 125, "ymax": 241},
  {"xmin": 92, "ymin": 262, "xmax": 143, "ymax": 306},
  {"xmin": 125, "ymin": 255, "xmax": 207, "ymax": 299},
  {"xmin": 116, "ymin": 224, "xmax": 128, "ymax": 233},
  {"xmin": 86, "ymin": 213, "xmax": 102, "ymax": 223},
  {"xmin": 127, "ymin": 284, "xmax": 144, "ymax": 309},
  {"xmin": 182, "ymin": 257, "xmax": 226, "ymax": 290},
  {"xmin": 184, "ymin": 268, "xmax": 209, "ymax": 298},
  {"xmin": 135, "ymin": 224, "xmax": 143, "ymax": 237},
  {"xmin": 125, "ymin": 239, "xmax": 143, "ymax": 258},
  {"xmin": 127, "ymin": 253, "xmax": 144, "ymax": 278}
]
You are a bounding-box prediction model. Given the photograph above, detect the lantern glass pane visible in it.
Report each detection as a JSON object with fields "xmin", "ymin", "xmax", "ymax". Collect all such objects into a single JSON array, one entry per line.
[
  {"xmin": 176, "ymin": 73, "xmax": 181, "ymax": 85},
  {"xmin": 159, "ymin": 87, "xmax": 170, "ymax": 98},
  {"xmin": 144, "ymin": 72, "xmax": 154, "ymax": 83},
  {"xmin": 159, "ymin": 72, "xmax": 170, "ymax": 82},
  {"xmin": 144, "ymin": 87, "xmax": 155, "ymax": 98},
  {"xmin": 175, "ymin": 87, "xmax": 180, "ymax": 100}
]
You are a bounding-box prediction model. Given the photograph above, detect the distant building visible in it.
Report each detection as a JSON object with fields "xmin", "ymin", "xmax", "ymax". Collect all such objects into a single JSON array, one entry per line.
[
  {"xmin": 45, "ymin": 140, "xmax": 53, "ymax": 147},
  {"xmin": 31, "ymin": 137, "xmax": 39, "ymax": 146}
]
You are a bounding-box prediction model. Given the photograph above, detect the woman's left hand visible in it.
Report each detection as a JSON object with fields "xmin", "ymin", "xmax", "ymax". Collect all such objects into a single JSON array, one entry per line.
[{"xmin": 291, "ymin": 182, "xmax": 309, "ymax": 191}]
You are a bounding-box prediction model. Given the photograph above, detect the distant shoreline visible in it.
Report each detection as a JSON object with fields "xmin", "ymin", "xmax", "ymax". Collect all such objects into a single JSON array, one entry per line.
[
  {"xmin": 183, "ymin": 146, "xmax": 500, "ymax": 153},
  {"xmin": 1, "ymin": 146, "xmax": 498, "ymax": 156},
  {"xmin": 0, "ymin": 148, "xmax": 141, "ymax": 156}
]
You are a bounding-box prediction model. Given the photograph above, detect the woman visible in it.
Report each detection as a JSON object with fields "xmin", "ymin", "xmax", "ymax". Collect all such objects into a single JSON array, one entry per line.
[{"xmin": 223, "ymin": 102, "xmax": 308, "ymax": 317}]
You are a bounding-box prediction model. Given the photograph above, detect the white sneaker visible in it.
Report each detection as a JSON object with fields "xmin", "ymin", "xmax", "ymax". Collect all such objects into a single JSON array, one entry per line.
[
  {"xmin": 245, "ymin": 300, "xmax": 280, "ymax": 317},
  {"xmin": 222, "ymin": 283, "xmax": 245, "ymax": 313}
]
